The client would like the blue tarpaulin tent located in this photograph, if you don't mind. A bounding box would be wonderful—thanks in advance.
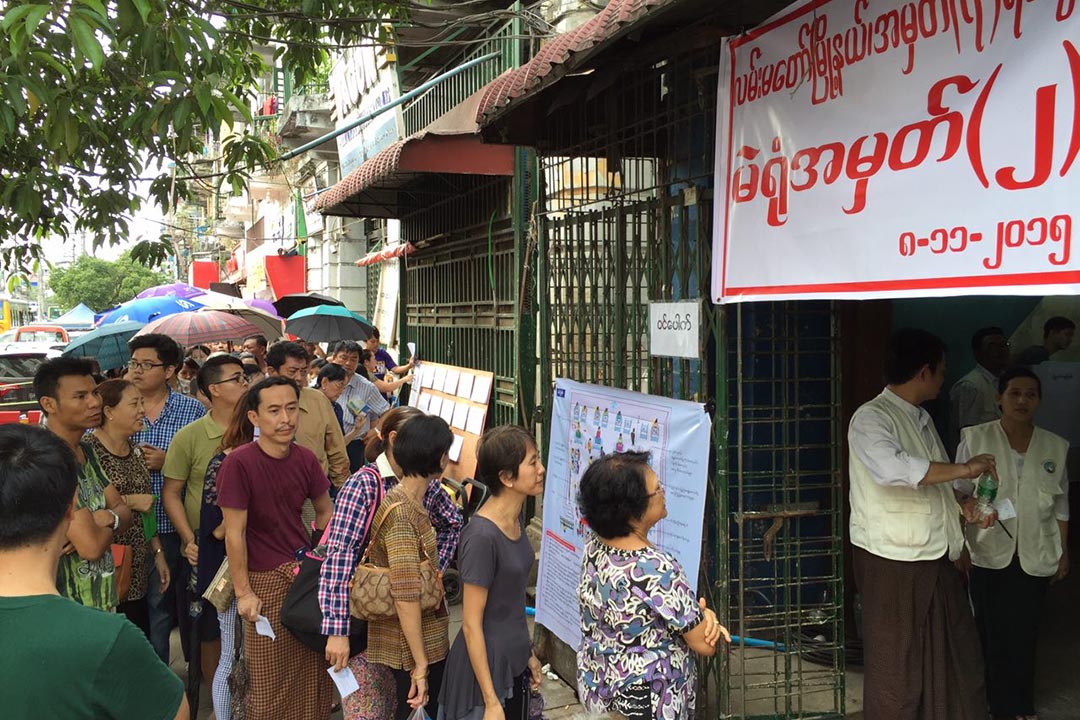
[52,303,97,329]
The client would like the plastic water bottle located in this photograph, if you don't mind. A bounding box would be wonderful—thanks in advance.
[975,472,998,517]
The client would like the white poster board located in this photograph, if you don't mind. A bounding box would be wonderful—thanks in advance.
[535,379,713,649]
[712,0,1080,303]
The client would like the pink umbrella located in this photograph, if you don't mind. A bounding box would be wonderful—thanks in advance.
[135,310,264,346]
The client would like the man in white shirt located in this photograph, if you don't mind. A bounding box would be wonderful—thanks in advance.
[329,340,390,472]
[848,328,997,720]
[948,326,1010,454]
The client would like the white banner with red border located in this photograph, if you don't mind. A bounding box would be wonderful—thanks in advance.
[712,0,1080,303]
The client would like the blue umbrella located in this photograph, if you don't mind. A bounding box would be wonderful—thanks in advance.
[285,305,376,343]
[62,321,144,370]
[97,296,204,325]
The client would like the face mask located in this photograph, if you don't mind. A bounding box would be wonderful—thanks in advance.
[178,378,192,394]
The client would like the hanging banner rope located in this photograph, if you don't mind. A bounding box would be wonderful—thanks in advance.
[712,0,1080,303]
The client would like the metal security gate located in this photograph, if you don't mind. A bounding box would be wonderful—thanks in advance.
[401,173,532,427]
[534,40,845,718]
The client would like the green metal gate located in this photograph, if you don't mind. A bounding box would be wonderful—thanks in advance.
[533,41,845,718]
[401,170,533,428]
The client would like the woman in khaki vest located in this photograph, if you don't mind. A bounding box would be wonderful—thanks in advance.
[955,367,1070,720]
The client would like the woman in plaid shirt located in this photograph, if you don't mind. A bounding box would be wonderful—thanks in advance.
[319,408,463,717]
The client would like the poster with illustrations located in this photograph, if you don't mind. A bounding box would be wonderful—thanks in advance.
[535,379,713,648]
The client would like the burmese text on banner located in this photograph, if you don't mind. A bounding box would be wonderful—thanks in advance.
[712,0,1080,303]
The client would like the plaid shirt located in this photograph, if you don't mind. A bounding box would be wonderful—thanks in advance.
[318,456,463,636]
[134,388,206,534]
[336,372,390,435]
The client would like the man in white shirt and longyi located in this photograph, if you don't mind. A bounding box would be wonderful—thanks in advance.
[848,328,998,720]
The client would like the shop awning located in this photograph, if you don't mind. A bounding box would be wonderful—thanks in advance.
[476,0,797,145]
[311,83,516,218]
[475,0,684,132]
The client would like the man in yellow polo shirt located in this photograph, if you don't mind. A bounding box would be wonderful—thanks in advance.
[162,354,249,689]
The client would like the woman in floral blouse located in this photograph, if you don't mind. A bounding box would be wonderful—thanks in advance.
[86,379,170,636]
[576,451,729,720]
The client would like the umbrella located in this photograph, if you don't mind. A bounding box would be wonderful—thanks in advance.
[97,296,204,325]
[227,307,284,341]
[244,297,278,316]
[136,310,265,346]
[285,305,376,343]
[273,292,343,319]
[136,282,205,300]
[62,321,144,370]
[188,291,248,310]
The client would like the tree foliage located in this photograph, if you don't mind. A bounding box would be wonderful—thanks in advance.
[0,0,410,274]
[49,251,169,311]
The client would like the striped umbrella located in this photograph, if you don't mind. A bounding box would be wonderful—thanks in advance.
[135,310,264,346]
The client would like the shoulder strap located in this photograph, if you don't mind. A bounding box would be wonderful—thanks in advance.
[352,475,385,551]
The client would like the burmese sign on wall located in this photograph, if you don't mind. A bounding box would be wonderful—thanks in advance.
[712,0,1080,303]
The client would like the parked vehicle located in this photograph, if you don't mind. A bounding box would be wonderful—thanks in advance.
[0,348,61,414]
[0,325,70,345]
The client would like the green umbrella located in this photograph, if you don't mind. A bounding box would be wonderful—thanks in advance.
[285,305,375,343]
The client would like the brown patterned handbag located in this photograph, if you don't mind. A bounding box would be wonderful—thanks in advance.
[349,501,444,621]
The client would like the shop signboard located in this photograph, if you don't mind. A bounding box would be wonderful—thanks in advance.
[712,0,1080,303]
[329,46,404,178]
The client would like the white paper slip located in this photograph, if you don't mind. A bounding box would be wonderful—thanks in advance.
[456,373,474,400]
[328,666,361,698]
[420,365,435,389]
[255,615,276,640]
[407,342,417,359]
[426,395,442,416]
[416,393,431,413]
[470,375,492,404]
[465,406,486,435]
[995,497,1017,521]
[408,389,422,408]
[451,402,470,430]
[448,433,465,462]
[433,366,448,391]
[443,369,461,395]
[440,399,456,425]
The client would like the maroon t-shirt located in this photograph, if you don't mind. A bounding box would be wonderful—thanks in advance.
[216,441,330,572]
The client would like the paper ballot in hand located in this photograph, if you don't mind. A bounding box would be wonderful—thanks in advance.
[255,615,276,640]
[328,666,361,698]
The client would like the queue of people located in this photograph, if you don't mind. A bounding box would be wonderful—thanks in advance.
[0,314,737,720]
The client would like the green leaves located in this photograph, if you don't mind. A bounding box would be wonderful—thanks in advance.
[0,0,416,276]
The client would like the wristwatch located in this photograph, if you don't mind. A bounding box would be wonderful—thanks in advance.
[106,508,120,531]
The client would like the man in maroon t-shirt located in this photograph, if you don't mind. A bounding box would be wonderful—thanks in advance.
[218,377,333,720]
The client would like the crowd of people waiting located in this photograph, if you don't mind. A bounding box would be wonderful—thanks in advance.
[0,330,728,720]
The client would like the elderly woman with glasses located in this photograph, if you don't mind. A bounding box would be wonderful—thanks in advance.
[576,451,729,720]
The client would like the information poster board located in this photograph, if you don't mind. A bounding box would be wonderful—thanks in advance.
[535,379,713,648]
[410,361,494,480]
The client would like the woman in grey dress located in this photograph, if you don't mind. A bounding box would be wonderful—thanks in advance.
[438,426,545,720]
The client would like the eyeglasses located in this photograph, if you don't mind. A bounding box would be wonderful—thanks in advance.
[646,482,665,498]
[211,373,249,386]
[127,360,166,371]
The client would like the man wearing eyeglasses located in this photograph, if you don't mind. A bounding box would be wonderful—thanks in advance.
[128,334,207,664]
[162,354,248,685]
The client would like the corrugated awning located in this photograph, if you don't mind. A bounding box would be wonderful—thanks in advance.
[311,82,516,218]
[475,0,680,124]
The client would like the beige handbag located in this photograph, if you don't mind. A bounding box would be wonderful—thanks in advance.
[202,557,236,613]
[349,501,444,621]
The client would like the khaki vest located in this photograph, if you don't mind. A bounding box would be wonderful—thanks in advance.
[962,421,1067,577]
[849,393,965,561]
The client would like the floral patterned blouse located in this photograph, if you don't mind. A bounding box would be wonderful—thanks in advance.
[577,534,702,720]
